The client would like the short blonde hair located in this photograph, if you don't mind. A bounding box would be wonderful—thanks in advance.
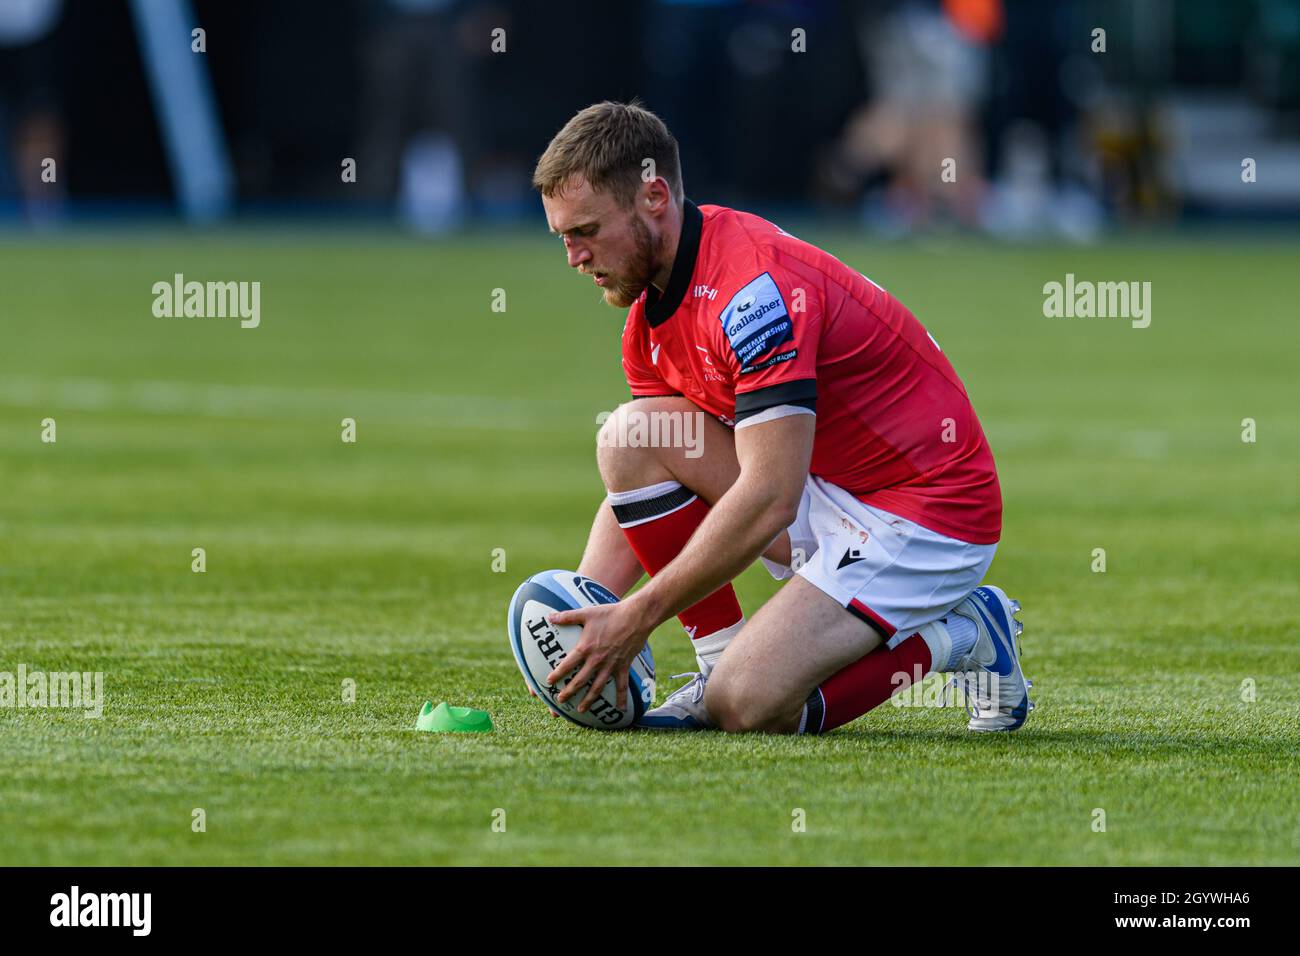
[532,100,683,208]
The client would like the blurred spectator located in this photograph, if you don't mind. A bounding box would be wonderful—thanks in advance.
[0,0,66,223]
[642,0,743,204]
[356,0,480,232]
[823,0,998,233]
[981,0,1103,239]
[645,0,863,207]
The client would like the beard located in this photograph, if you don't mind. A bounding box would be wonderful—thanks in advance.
[602,214,662,309]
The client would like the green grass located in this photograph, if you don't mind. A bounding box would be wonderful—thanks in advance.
[1,228,1298,865]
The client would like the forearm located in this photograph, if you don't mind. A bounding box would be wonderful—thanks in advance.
[576,499,644,598]
[627,476,791,628]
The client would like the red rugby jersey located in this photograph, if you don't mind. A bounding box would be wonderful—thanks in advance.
[620,200,1001,545]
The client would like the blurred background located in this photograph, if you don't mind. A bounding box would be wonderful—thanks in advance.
[3,0,1300,237]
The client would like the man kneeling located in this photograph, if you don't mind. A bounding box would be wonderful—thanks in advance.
[533,102,1032,734]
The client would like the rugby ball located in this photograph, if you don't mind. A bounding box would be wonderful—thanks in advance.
[507,569,655,730]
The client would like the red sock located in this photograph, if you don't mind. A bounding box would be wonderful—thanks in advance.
[607,481,743,639]
[802,633,933,734]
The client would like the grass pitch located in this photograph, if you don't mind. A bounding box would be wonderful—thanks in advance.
[1,227,1297,865]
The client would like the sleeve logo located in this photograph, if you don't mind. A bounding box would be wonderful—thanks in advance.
[718,272,792,369]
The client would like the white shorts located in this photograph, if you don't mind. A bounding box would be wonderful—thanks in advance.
[760,475,997,647]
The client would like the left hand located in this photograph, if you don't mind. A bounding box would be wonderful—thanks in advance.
[546,599,652,713]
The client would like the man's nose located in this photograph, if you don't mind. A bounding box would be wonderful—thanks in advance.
[566,239,591,269]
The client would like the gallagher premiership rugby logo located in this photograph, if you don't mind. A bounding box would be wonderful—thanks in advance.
[719,273,792,370]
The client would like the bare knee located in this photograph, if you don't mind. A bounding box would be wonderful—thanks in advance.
[597,402,668,490]
[596,397,724,492]
[705,673,798,735]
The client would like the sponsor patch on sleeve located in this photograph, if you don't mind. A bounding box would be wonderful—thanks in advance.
[718,273,792,370]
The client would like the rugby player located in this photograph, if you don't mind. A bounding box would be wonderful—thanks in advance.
[532,101,1031,734]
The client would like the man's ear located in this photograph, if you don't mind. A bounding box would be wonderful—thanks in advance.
[642,176,672,215]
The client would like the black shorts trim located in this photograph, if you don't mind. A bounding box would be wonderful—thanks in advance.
[845,602,891,641]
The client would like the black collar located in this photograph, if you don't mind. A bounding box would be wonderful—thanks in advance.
[644,199,702,328]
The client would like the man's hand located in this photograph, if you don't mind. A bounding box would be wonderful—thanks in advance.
[545,599,653,712]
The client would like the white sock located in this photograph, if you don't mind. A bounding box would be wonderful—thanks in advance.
[907,616,975,672]
[940,613,978,670]
[692,619,744,676]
